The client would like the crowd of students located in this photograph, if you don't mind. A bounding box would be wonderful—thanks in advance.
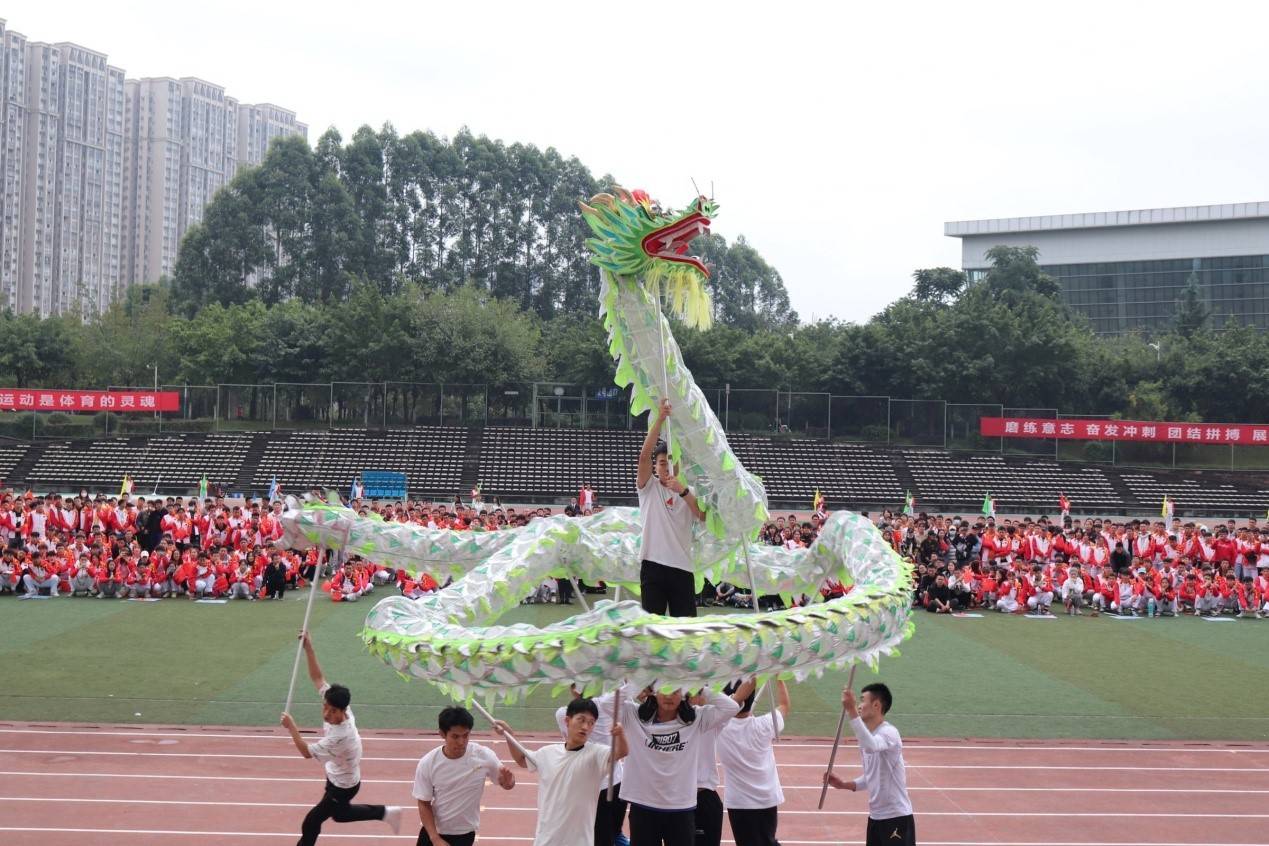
[896,511,1269,619]
[0,488,564,602]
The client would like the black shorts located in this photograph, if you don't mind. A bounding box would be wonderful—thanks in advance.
[417,830,475,846]
[866,814,915,846]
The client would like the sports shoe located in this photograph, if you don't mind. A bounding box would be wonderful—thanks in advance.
[383,806,402,834]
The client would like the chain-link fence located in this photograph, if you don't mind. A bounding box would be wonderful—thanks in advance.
[828,395,890,443]
[947,403,1003,452]
[9,382,1269,474]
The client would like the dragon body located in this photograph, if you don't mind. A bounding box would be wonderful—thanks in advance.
[278,187,913,702]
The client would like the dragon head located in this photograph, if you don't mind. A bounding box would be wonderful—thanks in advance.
[580,186,719,328]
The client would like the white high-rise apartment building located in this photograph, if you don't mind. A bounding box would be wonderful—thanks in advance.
[236,103,307,173]
[0,22,28,313]
[0,18,304,317]
[122,77,240,284]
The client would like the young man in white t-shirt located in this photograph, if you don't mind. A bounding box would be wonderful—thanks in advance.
[497,698,629,846]
[717,680,789,846]
[637,399,705,617]
[412,706,515,846]
[823,683,915,846]
[554,687,628,846]
[620,680,755,846]
[281,631,404,845]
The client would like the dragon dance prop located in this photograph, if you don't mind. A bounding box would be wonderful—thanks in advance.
[277,187,913,702]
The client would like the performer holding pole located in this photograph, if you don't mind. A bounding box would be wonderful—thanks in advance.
[821,680,916,846]
[281,631,404,844]
[636,398,704,617]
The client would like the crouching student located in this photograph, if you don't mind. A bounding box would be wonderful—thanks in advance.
[717,680,789,846]
[1025,565,1054,615]
[413,706,515,846]
[71,553,95,596]
[1061,565,1084,616]
[498,697,628,846]
[619,679,755,846]
[555,687,628,846]
[263,551,288,600]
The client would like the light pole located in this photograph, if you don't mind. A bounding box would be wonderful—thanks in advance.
[152,363,159,421]
[1147,342,1161,363]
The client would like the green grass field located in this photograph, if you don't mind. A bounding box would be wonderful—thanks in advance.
[2,596,1266,740]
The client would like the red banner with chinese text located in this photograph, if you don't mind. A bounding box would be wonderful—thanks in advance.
[981,416,1269,445]
[0,389,180,413]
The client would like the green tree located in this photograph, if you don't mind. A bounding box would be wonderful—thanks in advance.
[911,267,967,305]
[1174,271,1211,338]
[980,245,1061,300]
[0,311,78,387]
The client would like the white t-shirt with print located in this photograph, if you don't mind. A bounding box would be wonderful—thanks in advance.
[527,742,611,846]
[309,684,362,789]
[619,691,739,810]
[637,476,695,572]
[411,742,502,836]
[718,711,785,809]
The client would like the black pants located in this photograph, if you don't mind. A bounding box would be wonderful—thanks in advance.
[417,829,476,846]
[558,577,575,604]
[629,803,695,846]
[727,807,779,846]
[640,560,697,618]
[595,782,628,846]
[694,789,723,846]
[865,814,915,846]
[297,779,384,846]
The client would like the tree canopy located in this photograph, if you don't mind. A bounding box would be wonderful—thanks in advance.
[3,127,1268,427]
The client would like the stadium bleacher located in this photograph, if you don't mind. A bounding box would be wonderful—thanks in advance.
[904,450,1122,510]
[478,427,640,501]
[5,427,1267,516]
[23,433,253,491]
[253,428,468,497]
[0,442,30,486]
[1119,473,1269,515]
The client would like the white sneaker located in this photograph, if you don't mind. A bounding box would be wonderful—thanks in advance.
[383,806,402,834]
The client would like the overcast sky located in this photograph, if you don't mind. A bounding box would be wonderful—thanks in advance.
[11,0,1269,323]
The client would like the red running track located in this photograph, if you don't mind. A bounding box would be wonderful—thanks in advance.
[0,722,1267,845]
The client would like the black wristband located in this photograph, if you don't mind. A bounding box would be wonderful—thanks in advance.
[679,487,691,499]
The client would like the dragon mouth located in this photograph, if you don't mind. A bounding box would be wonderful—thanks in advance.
[642,212,711,277]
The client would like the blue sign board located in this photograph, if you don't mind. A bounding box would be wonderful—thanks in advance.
[362,471,408,500]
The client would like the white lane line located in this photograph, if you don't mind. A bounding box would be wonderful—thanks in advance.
[2,772,1260,795]
[0,832,1259,846]
[4,749,1265,773]
[0,797,1265,818]
[1,727,1266,754]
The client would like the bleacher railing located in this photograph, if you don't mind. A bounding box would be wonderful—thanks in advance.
[2,383,1266,473]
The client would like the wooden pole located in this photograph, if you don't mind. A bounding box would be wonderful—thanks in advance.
[605,682,622,801]
[284,547,328,714]
[817,664,858,810]
[470,697,532,761]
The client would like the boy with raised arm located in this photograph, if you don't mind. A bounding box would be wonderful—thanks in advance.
[637,398,706,617]
[280,631,403,845]
[823,683,915,846]
[495,697,629,846]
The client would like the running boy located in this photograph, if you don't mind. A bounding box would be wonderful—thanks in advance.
[280,631,403,845]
